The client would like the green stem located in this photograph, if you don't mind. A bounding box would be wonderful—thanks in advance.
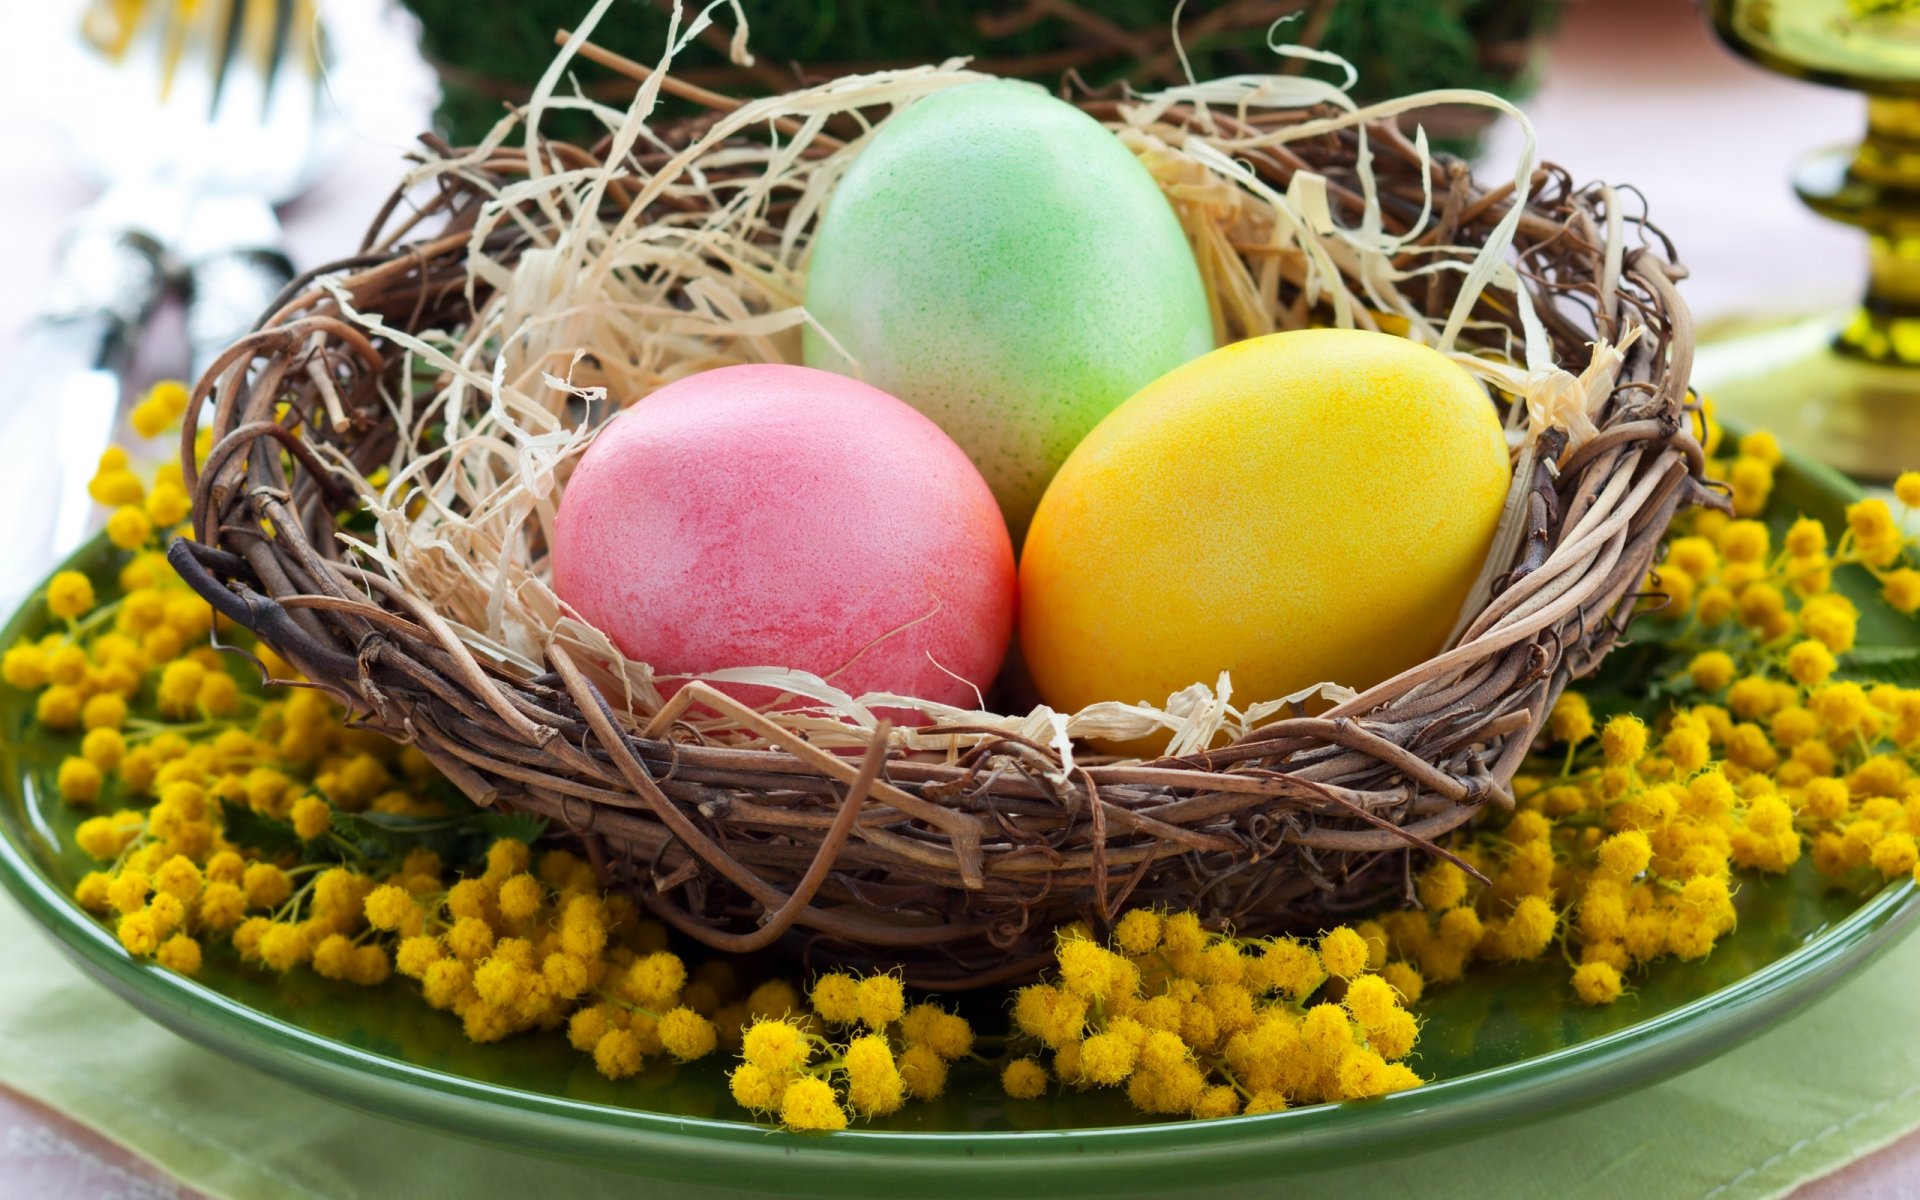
[66,598,126,640]
[124,719,227,742]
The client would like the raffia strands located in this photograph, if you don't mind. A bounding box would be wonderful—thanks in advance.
[174,4,1714,983]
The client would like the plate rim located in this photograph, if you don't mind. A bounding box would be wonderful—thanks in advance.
[3,434,1917,1187]
[6,809,1913,1179]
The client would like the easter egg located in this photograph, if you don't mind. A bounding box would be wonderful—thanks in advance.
[1019,329,1512,716]
[802,79,1214,542]
[552,364,1016,713]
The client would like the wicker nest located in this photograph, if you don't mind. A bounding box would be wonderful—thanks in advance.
[173,46,1712,987]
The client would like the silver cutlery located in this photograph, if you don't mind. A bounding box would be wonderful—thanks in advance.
[0,0,328,598]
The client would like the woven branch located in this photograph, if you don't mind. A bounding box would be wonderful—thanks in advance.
[174,61,1712,986]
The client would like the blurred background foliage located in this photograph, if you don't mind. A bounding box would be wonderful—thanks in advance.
[400,0,1565,149]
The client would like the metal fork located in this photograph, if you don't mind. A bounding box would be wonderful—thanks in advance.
[0,0,329,597]
[175,0,329,378]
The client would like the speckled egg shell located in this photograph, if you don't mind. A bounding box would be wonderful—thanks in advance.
[551,364,1016,712]
[802,79,1214,544]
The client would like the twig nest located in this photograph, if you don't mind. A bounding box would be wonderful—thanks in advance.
[175,34,1710,980]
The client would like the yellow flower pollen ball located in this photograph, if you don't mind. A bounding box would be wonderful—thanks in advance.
[1019,329,1511,719]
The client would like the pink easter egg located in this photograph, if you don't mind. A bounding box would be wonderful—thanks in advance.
[552,364,1016,717]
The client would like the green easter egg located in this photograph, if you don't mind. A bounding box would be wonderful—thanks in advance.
[802,80,1214,544]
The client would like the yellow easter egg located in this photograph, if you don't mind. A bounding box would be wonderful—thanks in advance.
[1019,328,1512,716]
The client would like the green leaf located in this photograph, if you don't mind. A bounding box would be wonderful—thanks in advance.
[342,811,470,834]
[1844,644,1920,667]
[321,805,547,873]
[328,810,396,862]
[1570,636,1695,720]
[477,810,546,846]
[217,801,303,860]
[1844,644,1920,686]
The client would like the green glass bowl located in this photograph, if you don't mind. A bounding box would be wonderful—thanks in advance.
[0,444,1914,1198]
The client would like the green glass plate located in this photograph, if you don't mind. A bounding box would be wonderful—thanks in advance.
[0,445,1915,1198]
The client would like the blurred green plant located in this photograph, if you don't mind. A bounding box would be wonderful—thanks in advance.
[399,0,1563,148]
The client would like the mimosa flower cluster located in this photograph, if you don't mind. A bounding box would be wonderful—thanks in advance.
[6,384,757,1080]
[13,383,1920,1134]
[1378,406,1920,1007]
[1002,912,1422,1117]
[729,973,977,1130]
